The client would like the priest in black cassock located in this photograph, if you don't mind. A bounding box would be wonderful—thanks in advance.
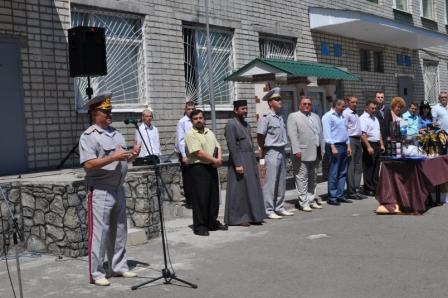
[224,100,266,226]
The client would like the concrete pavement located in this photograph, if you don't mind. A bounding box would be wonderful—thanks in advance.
[2,182,448,298]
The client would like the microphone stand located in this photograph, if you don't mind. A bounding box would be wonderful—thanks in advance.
[1,187,24,298]
[127,122,197,291]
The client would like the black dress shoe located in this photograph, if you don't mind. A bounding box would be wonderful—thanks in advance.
[356,193,368,200]
[209,222,228,231]
[194,230,209,236]
[250,221,263,225]
[363,190,375,197]
[338,198,353,203]
[327,200,341,206]
[348,194,362,200]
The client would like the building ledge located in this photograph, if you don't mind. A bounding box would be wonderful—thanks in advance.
[309,7,448,49]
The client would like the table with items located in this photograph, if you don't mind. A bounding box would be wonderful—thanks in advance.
[376,155,448,214]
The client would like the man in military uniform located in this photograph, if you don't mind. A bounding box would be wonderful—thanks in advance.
[257,87,294,219]
[79,92,140,286]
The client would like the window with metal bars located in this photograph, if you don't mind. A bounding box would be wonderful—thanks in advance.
[259,36,295,60]
[183,25,235,106]
[71,7,145,110]
[423,60,439,105]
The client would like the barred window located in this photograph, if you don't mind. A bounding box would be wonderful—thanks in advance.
[71,7,146,109]
[259,36,295,60]
[423,60,439,105]
[183,25,235,106]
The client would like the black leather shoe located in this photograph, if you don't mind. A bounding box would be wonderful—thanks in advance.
[217,223,228,231]
[363,190,375,197]
[327,200,340,206]
[338,198,353,203]
[194,230,209,236]
[209,222,228,231]
[356,193,368,200]
[348,194,362,200]
[250,221,263,225]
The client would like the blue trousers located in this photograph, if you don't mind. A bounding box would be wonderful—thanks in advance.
[325,143,350,200]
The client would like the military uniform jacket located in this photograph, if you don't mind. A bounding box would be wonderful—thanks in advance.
[256,111,288,148]
[79,124,128,188]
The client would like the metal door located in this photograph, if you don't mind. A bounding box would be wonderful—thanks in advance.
[0,40,27,175]
[398,76,414,104]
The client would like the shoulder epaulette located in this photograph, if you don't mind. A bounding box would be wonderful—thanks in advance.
[83,126,100,135]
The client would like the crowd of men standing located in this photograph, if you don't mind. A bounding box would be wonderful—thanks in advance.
[172,89,448,233]
[79,89,448,285]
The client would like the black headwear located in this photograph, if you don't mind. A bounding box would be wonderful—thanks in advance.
[233,100,247,108]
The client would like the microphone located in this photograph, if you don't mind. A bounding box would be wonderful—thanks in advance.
[124,119,139,125]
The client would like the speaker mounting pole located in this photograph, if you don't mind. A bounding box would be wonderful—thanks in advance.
[86,76,93,100]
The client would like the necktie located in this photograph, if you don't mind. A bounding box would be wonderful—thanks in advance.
[307,115,320,146]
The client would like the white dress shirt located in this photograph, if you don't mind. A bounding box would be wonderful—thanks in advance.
[359,112,381,142]
[175,115,193,158]
[342,107,362,137]
[135,123,161,157]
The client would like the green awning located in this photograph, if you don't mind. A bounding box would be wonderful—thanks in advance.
[224,58,360,82]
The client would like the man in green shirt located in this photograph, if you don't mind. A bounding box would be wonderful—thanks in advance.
[185,109,227,236]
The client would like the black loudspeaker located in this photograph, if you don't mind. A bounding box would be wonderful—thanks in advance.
[68,26,107,77]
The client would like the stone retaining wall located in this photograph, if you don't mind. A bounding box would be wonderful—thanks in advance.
[0,164,184,257]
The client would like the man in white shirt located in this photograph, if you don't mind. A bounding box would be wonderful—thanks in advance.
[431,91,448,131]
[342,96,366,200]
[359,100,385,196]
[135,109,161,157]
[175,101,196,208]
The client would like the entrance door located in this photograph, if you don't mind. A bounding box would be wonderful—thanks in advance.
[398,76,414,104]
[0,40,27,175]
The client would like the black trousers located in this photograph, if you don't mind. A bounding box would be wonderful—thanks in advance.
[189,163,220,232]
[362,141,381,193]
[347,137,363,195]
[180,154,193,205]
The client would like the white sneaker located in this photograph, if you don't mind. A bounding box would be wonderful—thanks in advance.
[267,213,283,219]
[310,202,323,209]
[277,210,294,216]
[301,205,313,212]
[94,278,111,286]
[120,271,138,278]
